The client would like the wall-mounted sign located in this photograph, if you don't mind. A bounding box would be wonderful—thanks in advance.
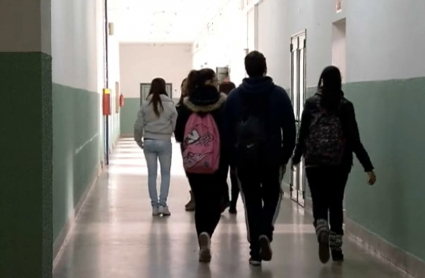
[336,0,342,13]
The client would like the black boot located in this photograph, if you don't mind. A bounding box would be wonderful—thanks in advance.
[330,231,344,262]
[315,219,330,264]
[185,191,195,211]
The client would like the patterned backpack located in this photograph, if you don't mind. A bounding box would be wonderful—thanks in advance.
[182,113,220,174]
[305,94,346,165]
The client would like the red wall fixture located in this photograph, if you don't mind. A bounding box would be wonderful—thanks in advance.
[103,88,111,116]
[119,94,125,107]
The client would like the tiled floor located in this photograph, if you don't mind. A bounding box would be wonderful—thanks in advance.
[53,138,410,278]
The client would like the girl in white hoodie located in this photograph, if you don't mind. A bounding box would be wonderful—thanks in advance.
[134,78,178,216]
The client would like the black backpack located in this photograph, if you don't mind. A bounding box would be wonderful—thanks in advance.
[304,94,346,165]
[235,92,271,169]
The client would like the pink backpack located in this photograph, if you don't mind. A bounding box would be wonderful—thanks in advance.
[182,113,220,174]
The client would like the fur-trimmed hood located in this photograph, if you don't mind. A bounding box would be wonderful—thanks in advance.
[183,86,227,113]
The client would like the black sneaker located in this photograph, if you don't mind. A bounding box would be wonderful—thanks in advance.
[220,200,230,213]
[229,206,237,214]
[331,250,344,262]
[259,235,273,261]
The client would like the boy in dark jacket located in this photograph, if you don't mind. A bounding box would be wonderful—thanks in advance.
[224,51,296,265]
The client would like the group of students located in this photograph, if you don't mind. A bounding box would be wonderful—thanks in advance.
[133,51,376,266]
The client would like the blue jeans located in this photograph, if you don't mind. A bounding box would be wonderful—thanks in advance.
[143,139,172,207]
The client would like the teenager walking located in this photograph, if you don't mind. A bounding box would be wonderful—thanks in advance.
[292,66,376,263]
[177,78,196,212]
[219,80,239,214]
[175,69,228,263]
[134,78,177,216]
[224,51,296,265]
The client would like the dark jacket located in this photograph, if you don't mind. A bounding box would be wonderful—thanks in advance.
[292,93,374,172]
[175,86,228,176]
[224,76,297,166]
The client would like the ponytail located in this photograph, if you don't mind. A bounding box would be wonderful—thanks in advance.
[185,68,216,95]
[186,70,199,96]
[148,78,166,117]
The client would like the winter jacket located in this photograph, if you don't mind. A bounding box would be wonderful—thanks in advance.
[175,85,228,177]
[224,76,297,167]
[134,94,177,145]
[292,93,374,172]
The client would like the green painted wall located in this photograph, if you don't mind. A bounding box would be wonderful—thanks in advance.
[344,77,425,261]
[52,84,101,240]
[0,52,53,277]
[120,97,140,135]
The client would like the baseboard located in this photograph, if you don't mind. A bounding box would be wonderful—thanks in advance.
[345,218,425,278]
[52,163,103,267]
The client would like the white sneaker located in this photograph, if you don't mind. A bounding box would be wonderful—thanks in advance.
[159,206,171,216]
[152,207,160,216]
[198,232,212,263]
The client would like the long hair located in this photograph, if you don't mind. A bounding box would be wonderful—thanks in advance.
[148,78,167,117]
[317,66,344,113]
[177,78,187,107]
[186,68,216,95]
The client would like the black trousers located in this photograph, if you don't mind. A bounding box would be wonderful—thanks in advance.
[305,166,349,235]
[188,173,222,239]
[237,164,283,256]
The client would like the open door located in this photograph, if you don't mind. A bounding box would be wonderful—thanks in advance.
[290,30,307,207]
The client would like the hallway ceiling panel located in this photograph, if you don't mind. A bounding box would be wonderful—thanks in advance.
[116,0,230,43]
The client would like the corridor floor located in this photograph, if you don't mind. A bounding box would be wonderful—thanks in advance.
[53,138,410,278]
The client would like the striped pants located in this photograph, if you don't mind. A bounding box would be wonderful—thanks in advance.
[236,164,283,257]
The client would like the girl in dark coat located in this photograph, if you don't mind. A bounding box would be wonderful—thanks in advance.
[175,68,228,263]
[292,66,376,263]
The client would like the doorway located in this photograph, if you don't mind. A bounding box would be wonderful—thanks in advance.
[140,83,173,106]
[216,67,229,83]
[332,19,347,83]
[290,30,307,207]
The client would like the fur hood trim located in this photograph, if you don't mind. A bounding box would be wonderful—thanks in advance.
[183,93,227,113]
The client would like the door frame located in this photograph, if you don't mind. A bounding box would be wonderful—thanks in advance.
[290,29,307,207]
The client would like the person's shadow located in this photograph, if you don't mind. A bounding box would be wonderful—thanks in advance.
[319,263,344,278]
[250,267,274,278]
[196,264,212,278]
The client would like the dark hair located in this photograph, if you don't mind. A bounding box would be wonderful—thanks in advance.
[186,68,216,95]
[148,78,167,117]
[219,82,236,95]
[177,78,188,107]
[245,51,267,78]
[317,66,344,113]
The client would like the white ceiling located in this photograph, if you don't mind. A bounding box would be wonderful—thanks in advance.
[113,0,230,43]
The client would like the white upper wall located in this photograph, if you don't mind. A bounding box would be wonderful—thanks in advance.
[257,0,288,87]
[347,0,425,82]
[52,0,102,92]
[257,0,425,87]
[119,43,193,98]
[192,0,246,86]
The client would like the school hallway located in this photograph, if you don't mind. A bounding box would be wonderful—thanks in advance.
[51,139,408,278]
